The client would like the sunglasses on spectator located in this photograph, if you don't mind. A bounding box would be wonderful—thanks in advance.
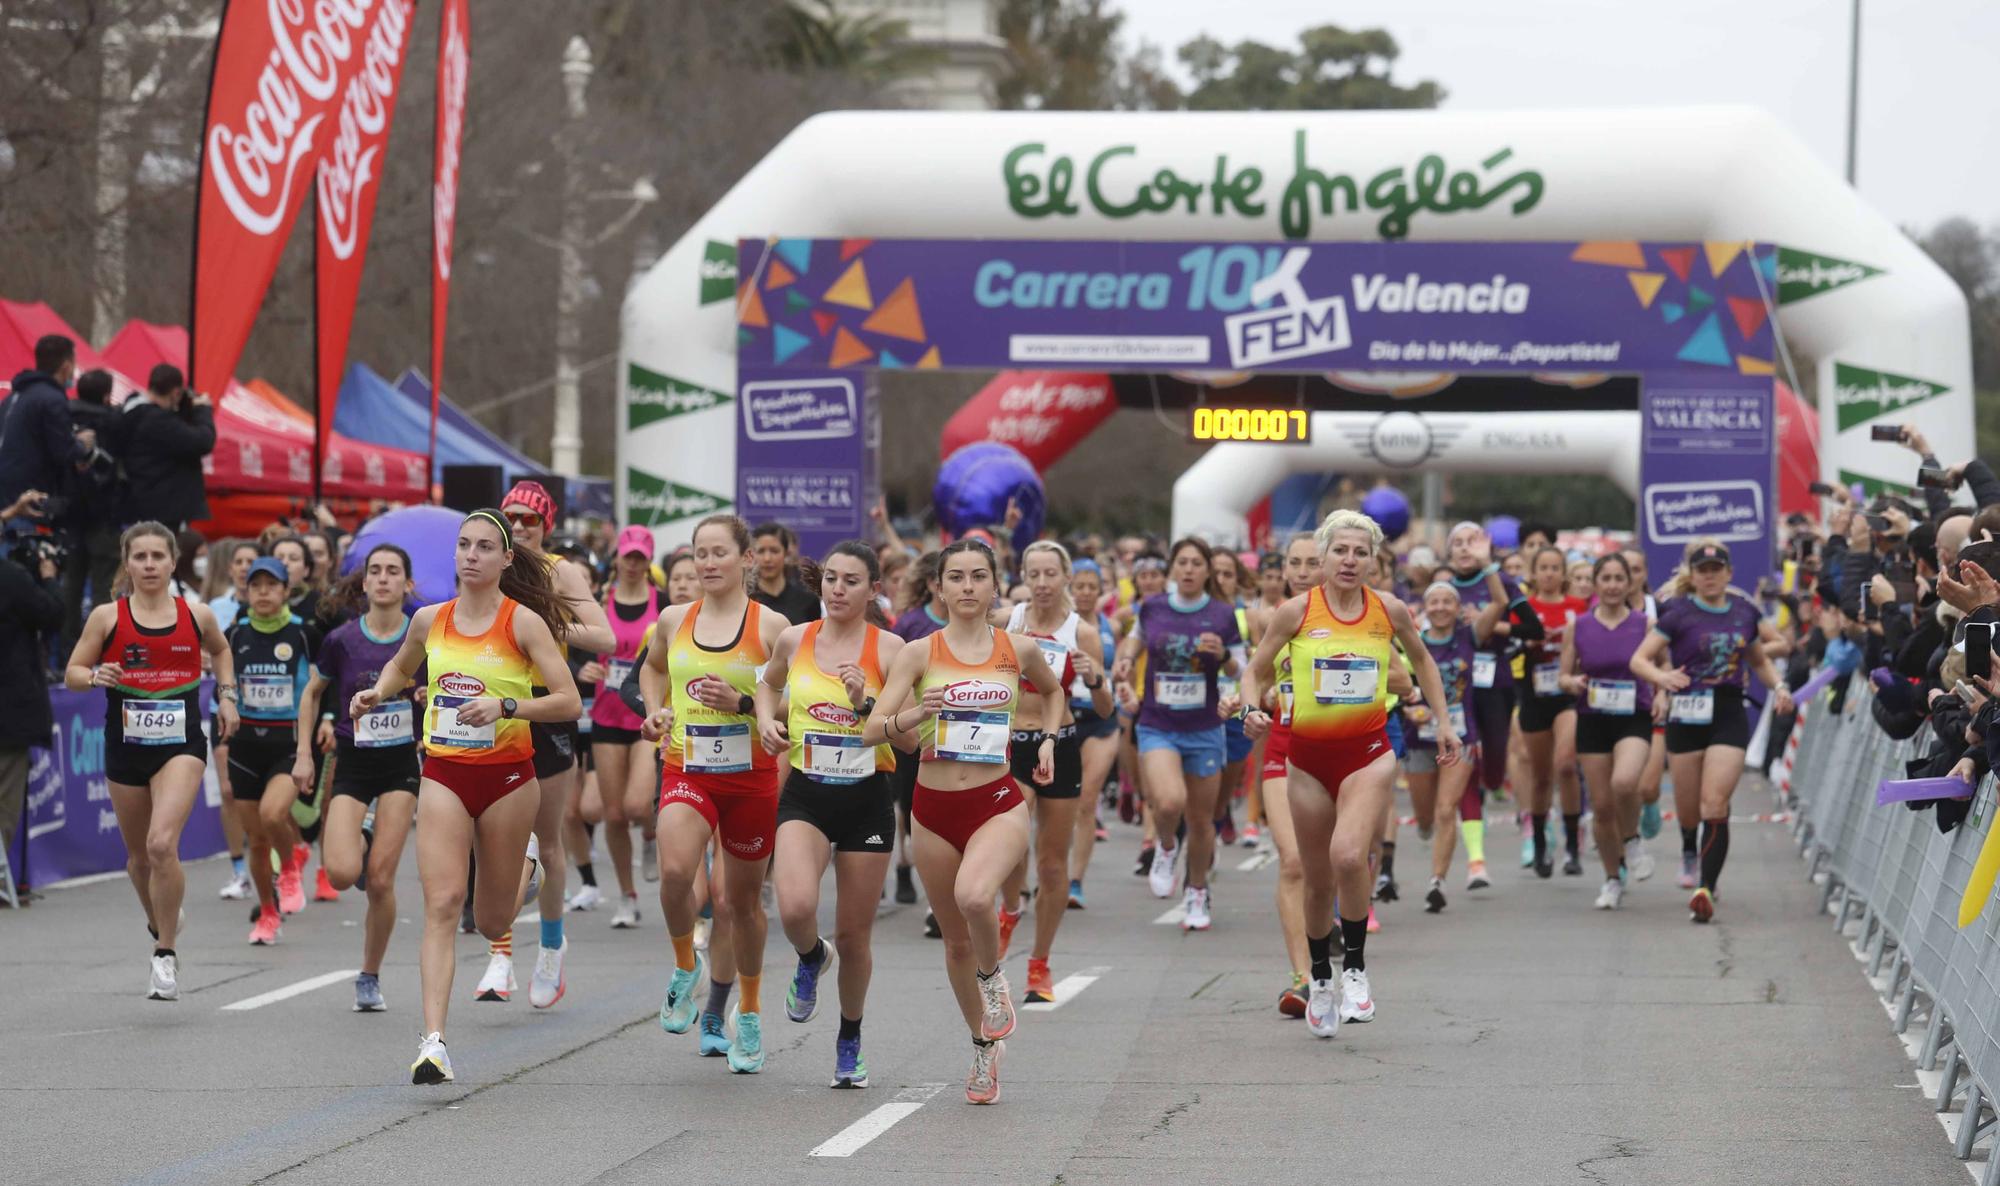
[503,510,543,529]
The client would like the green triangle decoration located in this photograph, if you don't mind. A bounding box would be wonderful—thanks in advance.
[1777,246,1884,305]
[1838,468,1917,500]
[625,467,731,528]
[785,289,813,314]
[1832,361,1952,433]
[1687,285,1714,313]
[627,363,732,432]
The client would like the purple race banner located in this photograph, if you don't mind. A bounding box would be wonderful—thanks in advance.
[11,684,228,887]
[734,364,877,560]
[1639,378,1777,594]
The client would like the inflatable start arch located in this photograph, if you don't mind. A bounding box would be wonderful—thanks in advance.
[619,107,1971,585]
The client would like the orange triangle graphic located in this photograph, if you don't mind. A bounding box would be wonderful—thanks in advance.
[840,238,873,261]
[739,285,769,329]
[1659,246,1695,283]
[1626,271,1666,308]
[811,310,840,337]
[1571,241,1646,268]
[764,259,796,290]
[829,326,875,369]
[860,277,927,343]
[1704,241,1745,277]
[1736,355,1775,376]
[916,346,942,369]
[823,260,874,311]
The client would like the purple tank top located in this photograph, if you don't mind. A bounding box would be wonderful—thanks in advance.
[1572,608,1654,716]
[1449,567,1522,690]
[316,617,421,745]
[1413,624,1479,747]
[893,604,946,643]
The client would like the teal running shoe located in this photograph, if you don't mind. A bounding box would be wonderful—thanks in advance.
[786,937,834,1023]
[831,1036,868,1089]
[698,1010,730,1057]
[659,951,706,1034]
[1639,800,1663,839]
[728,1011,765,1073]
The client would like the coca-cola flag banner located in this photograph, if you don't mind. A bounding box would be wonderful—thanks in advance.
[430,0,470,468]
[314,0,416,480]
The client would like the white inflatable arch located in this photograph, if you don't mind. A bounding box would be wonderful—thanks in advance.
[620,106,1969,546]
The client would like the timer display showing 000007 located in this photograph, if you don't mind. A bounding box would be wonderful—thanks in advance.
[1190,406,1311,444]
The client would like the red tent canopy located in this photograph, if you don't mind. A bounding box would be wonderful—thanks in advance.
[0,299,137,399]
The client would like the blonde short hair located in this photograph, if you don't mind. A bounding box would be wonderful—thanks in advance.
[1315,509,1384,554]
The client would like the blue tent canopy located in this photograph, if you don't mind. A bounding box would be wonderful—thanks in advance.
[334,362,536,485]
[389,368,614,521]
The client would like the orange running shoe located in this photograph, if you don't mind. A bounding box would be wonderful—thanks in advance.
[313,866,340,902]
[997,907,1022,960]
[1025,957,1054,1003]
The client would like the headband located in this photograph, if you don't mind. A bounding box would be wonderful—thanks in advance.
[1071,558,1103,576]
[465,509,514,549]
[1133,557,1167,573]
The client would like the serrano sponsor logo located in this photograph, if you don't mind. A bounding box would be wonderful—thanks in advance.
[437,672,485,697]
[1307,629,1332,639]
[943,679,1011,709]
[807,702,859,728]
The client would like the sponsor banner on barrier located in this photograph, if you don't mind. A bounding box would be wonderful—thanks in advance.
[1639,380,1775,593]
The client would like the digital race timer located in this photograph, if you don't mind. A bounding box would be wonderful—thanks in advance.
[1189,406,1311,444]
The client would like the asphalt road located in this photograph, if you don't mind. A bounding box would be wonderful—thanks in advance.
[1,783,1974,1186]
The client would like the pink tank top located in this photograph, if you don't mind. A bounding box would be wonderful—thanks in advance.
[590,586,660,732]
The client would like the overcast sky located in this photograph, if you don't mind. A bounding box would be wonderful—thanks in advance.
[1120,0,1994,233]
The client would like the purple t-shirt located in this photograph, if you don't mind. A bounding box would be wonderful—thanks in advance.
[1653,593,1762,692]
[1134,593,1242,733]
[1448,568,1523,689]
[1412,623,1479,748]
[315,616,422,745]
[892,604,946,643]
[1573,608,1654,715]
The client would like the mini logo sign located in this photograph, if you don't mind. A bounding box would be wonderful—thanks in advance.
[1368,411,1434,468]
[1644,480,1765,544]
[741,378,857,442]
[437,672,485,697]
[943,679,1011,709]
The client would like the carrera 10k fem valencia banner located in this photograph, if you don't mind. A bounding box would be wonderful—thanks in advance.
[430,0,470,468]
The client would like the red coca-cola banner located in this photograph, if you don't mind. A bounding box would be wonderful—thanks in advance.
[938,371,1118,472]
[191,0,383,398]
[430,0,470,469]
[313,0,415,486]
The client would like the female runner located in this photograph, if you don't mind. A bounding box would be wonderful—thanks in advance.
[1628,541,1791,923]
[1519,546,1589,877]
[1622,548,1668,846]
[1444,523,1535,886]
[1558,552,1658,911]
[890,550,948,921]
[351,510,580,1082]
[575,526,662,928]
[65,522,239,1000]
[1209,550,1256,846]
[1113,538,1241,927]
[1404,572,1505,913]
[1065,558,1121,909]
[643,515,788,1074]
[295,544,421,1008]
[991,542,1112,999]
[861,539,1064,1104]
[755,542,905,1088]
[1242,511,1460,1037]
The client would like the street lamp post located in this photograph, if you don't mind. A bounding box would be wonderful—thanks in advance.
[552,35,592,476]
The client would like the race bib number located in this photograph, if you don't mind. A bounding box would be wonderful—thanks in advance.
[1669,689,1714,725]
[240,674,295,715]
[1277,681,1295,726]
[1472,652,1498,689]
[1588,680,1638,716]
[1034,639,1068,679]
[1532,663,1562,698]
[934,709,1009,764]
[685,723,752,773]
[123,699,188,746]
[802,731,876,781]
[1313,657,1378,705]
[1154,672,1207,711]
[429,696,495,749]
[355,700,415,748]
[1416,702,1466,742]
[606,658,634,690]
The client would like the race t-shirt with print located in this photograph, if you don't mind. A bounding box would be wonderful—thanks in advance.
[1134,593,1242,733]
[1653,592,1762,691]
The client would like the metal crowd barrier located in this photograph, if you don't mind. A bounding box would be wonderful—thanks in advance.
[1786,674,2000,1182]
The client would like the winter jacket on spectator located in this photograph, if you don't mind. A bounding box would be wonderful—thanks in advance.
[113,396,215,525]
[0,553,60,747]
[0,369,83,508]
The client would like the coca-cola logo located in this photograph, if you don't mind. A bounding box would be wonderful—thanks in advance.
[942,679,1011,709]
[318,0,410,261]
[807,702,859,729]
[433,1,468,280]
[437,672,485,697]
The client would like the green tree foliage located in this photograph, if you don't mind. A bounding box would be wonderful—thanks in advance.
[996,0,1177,110]
[769,0,940,86]
[1178,25,1442,111]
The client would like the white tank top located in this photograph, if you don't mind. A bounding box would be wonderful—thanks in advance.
[1006,603,1085,697]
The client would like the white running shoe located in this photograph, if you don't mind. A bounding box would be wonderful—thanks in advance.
[610,894,641,929]
[1337,968,1375,1023]
[1147,842,1179,899]
[977,968,1016,1041]
[147,953,179,1001]
[521,836,542,908]
[1624,838,1655,882]
[1181,886,1212,931]
[1595,878,1625,910]
[566,883,604,912]
[530,939,567,1008]
[475,952,516,1002]
[411,1032,453,1084]
[1305,977,1340,1037]
[218,869,251,900]
[693,917,712,952]
[642,838,659,883]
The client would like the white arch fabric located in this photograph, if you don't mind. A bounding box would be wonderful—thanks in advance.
[619,106,1969,546]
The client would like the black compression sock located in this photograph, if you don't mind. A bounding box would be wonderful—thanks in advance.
[577,862,597,888]
[1699,819,1731,893]
[1680,825,1699,856]
[1339,916,1368,972]
[839,1015,862,1042]
[800,938,826,966]
[153,947,174,959]
[1380,842,1396,880]
[706,979,733,1018]
[1562,813,1581,856]
[1307,930,1334,982]
[1531,812,1550,862]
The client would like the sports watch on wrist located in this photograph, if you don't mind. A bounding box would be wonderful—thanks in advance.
[501,697,518,719]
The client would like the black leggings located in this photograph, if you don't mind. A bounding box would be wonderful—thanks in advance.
[1471,686,1514,793]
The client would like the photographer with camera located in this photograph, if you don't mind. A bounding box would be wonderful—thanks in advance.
[60,368,124,651]
[0,487,62,883]
[0,335,91,525]
[114,364,215,534]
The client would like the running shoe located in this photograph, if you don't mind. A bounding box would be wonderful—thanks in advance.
[1561,854,1583,877]
[476,952,516,1002]
[1241,823,1263,848]
[1688,887,1714,924]
[248,911,281,946]
[1304,977,1340,1037]
[1133,842,1155,877]
[1465,860,1491,891]
[923,911,941,939]
[727,1011,765,1073]
[218,869,251,900]
[1338,968,1375,1023]
[997,908,1023,959]
[1416,822,1434,842]
[1678,853,1698,890]
[693,917,712,951]
[354,972,386,1012]
[1365,905,1380,934]
[566,883,604,912]
[1147,843,1179,899]
[1182,886,1212,932]
[312,866,340,902]
[787,938,834,1023]
[1625,838,1655,882]
[659,952,706,1033]
[610,894,641,929]
[1639,800,1662,840]
[642,840,660,883]
[1117,778,1137,824]
[147,953,178,1001]
[411,1032,452,1085]
[831,1036,869,1088]
[1595,878,1625,910]
[1425,877,1447,914]
[698,1010,730,1056]
[760,880,776,918]
[356,818,374,892]
[1519,827,1535,869]
[1067,879,1085,910]
[1533,850,1555,880]
[966,1040,1003,1104]
[1216,813,1237,847]
[529,938,566,1008]
[460,901,478,934]
[1279,976,1308,1017]
[1025,957,1054,1003]
[276,862,306,916]
[895,865,918,904]
[1374,873,1399,902]
[1094,823,1108,842]
[977,968,1016,1041]
[522,841,542,908]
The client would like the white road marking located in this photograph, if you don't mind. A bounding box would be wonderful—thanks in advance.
[1237,850,1275,872]
[1154,903,1187,926]
[219,969,359,1012]
[1021,965,1107,1012]
[809,1082,947,1157]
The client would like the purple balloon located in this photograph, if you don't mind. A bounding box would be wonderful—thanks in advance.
[343,504,464,606]
[1484,515,1521,551]
[933,442,1046,553]
[1360,485,1411,540]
